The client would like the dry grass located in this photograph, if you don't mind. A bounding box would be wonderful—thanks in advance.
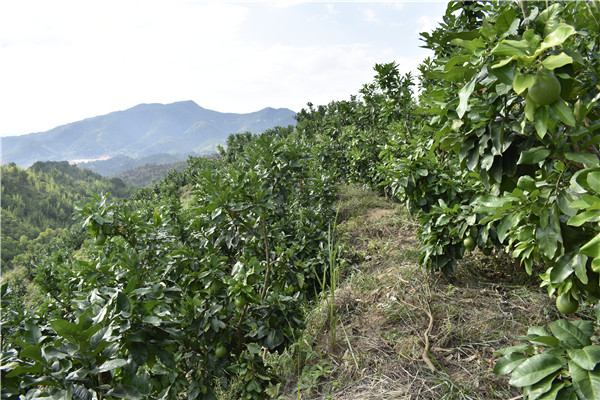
[271,184,558,400]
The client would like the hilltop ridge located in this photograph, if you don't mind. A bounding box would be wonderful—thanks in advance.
[1,101,296,167]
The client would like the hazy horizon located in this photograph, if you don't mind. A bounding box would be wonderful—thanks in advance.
[1,1,448,137]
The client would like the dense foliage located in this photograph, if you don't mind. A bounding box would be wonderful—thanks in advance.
[114,161,187,188]
[411,3,600,397]
[2,2,600,399]
[295,1,600,397]
[1,130,337,399]
[1,161,131,269]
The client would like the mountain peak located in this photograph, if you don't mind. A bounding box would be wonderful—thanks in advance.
[1,103,296,167]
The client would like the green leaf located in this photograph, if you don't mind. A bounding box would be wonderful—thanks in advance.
[495,344,532,356]
[495,353,528,375]
[51,319,78,337]
[20,344,43,363]
[130,341,148,365]
[588,172,600,193]
[536,224,559,259]
[518,147,551,164]
[569,361,600,399]
[572,253,589,284]
[491,63,516,84]
[551,254,575,284]
[459,137,475,162]
[88,327,108,353]
[50,319,81,343]
[95,358,128,373]
[155,347,176,369]
[265,329,284,349]
[538,24,576,54]
[567,210,600,227]
[517,175,537,192]
[542,53,573,70]
[142,315,161,327]
[525,92,538,121]
[73,385,93,400]
[594,258,600,274]
[549,319,591,349]
[132,372,152,396]
[571,321,595,339]
[528,325,550,337]
[450,38,485,51]
[24,321,43,345]
[116,291,131,314]
[457,75,477,119]
[43,345,69,360]
[550,100,576,127]
[106,386,143,400]
[535,106,549,139]
[491,38,530,57]
[497,213,519,243]
[19,375,57,389]
[529,336,561,348]
[565,153,600,169]
[5,362,44,378]
[513,73,535,95]
[538,381,566,400]
[528,372,561,399]
[509,353,564,387]
[567,346,600,370]
[572,168,600,194]
[581,232,600,258]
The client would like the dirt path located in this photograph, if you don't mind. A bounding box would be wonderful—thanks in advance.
[277,185,559,399]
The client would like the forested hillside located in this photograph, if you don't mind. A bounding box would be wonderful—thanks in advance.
[1,161,131,268]
[78,153,192,178]
[113,161,188,188]
[2,2,599,400]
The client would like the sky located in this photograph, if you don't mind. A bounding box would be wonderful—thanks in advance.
[0,1,448,137]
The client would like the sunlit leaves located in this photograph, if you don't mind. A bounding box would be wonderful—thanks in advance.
[550,99,576,126]
[508,353,564,387]
[457,75,477,118]
[569,362,600,399]
[568,346,600,371]
[513,73,534,94]
[542,52,573,70]
[517,147,551,165]
[537,23,577,54]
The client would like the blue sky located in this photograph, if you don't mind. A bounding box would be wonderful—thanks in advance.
[0,1,448,137]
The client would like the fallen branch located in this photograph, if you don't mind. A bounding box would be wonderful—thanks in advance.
[396,294,435,372]
[422,300,435,372]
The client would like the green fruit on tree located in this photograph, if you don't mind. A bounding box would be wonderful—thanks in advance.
[95,232,107,246]
[574,100,587,123]
[528,69,561,105]
[246,274,258,285]
[482,247,493,256]
[215,343,227,359]
[464,236,476,252]
[556,293,578,315]
[234,297,246,309]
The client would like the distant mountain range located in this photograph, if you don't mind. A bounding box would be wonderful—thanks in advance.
[1,101,296,168]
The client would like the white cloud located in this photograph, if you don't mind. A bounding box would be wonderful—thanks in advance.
[416,14,442,35]
[0,1,447,136]
[270,0,308,8]
[363,8,380,24]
